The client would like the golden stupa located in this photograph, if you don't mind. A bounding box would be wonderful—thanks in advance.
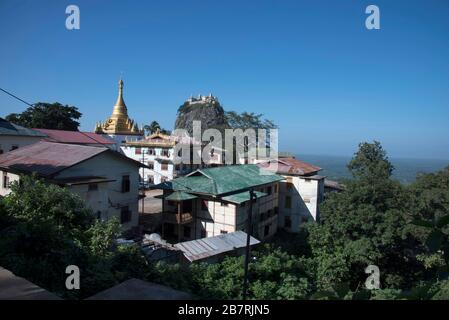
[95,79,143,136]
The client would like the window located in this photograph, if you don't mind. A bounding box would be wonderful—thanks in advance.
[267,186,272,195]
[183,226,191,238]
[220,230,228,234]
[121,175,130,193]
[274,184,278,193]
[220,202,228,207]
[148,148,155,155]
[147,175,154,183]
[88,183,98,191]
[201,200,208,211]
[161,163,168,171]
[10,145,18,151]
[304,178,312,183]
[135,147,142,155]
[3,173,10,189]
[264,225,270,237]
[120,206,131,224]
[284,216,292,228]
[285,196,291,209]
[147,161,154,169]
[274,206,279,214]
[162,149,170,157]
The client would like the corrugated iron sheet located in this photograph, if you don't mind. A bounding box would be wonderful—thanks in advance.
[174,231,260,262]
[34,128,116,145]
[0,141,107,177]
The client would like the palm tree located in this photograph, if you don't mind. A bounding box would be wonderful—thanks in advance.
[144,121,161,135]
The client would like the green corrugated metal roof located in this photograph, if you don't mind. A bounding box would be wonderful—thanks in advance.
[153,164,283,196]
[222,190,267,204]
[164,191,198,201]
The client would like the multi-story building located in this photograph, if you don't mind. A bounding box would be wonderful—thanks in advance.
[94,79,144,144]
[122,130,226,185]
[258,156,325,232]
[0,141,146,230]
[121,131,197,185]
[153,164,284,242]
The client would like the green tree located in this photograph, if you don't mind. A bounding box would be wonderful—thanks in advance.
[6,102,81,131]
[0,175,149,299]
[305,141,424,291]
[144,121,170,135]
[348,141,394,180]
[225,111,277,130]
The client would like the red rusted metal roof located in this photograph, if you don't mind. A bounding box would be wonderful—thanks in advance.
[0,141,108,177]
[258,157,321,176]
[33,128,116,145]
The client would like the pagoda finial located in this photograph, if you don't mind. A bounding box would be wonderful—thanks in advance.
[112,77,127,116]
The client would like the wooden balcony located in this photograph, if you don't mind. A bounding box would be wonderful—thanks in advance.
[163,212,193,224]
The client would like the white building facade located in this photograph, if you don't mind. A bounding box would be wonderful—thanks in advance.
[0,141,144,230]
[258,157,325,232]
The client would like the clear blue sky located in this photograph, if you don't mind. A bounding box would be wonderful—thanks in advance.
[1,0,448,159]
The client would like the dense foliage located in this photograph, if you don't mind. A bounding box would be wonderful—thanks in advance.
[0,175,149,299]
[6,102,81,131]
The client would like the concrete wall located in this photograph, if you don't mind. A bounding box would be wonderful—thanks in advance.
[0,135,43,154]
[55,152,140,230]
[121,145,203,185]
[121,145,175,185]
[0,171,20,197]
[278,175,324,232]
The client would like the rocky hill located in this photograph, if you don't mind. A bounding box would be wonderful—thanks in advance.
[174,94,227,136]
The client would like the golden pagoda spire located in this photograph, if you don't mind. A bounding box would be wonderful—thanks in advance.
[94,78,143,136]
[112,78,128,117]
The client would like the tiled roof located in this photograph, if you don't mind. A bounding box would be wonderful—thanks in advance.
[258,157,321,176]
[0,141,107,177]
[33,128,116,145]
[154,164,284,196]
[0,118,47,137]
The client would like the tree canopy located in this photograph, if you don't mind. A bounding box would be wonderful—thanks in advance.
[6,102,82,131]
[144,121,171,135]
[0,175,149,299]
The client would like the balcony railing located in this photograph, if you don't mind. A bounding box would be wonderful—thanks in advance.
[163,212,193,224]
